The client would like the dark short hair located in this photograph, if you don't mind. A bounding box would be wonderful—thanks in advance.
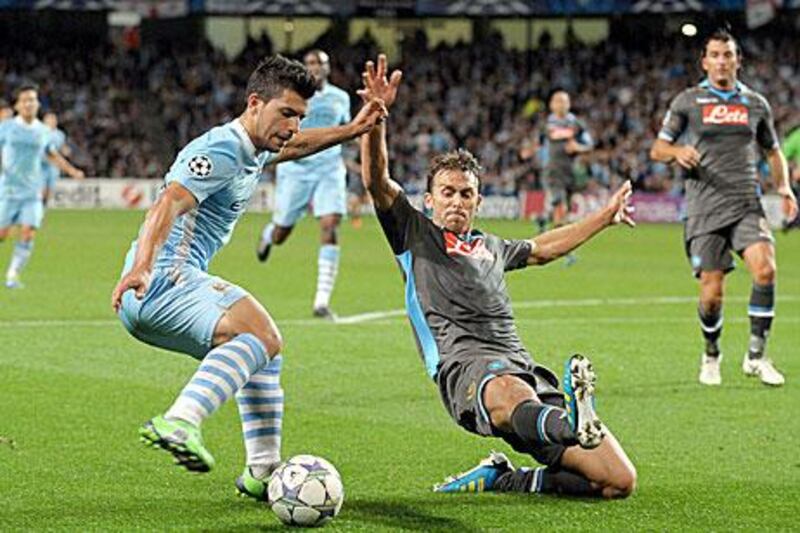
[14,82,38,101]
[702,29,740,58]
[426,149,483,193]
[245,55,316,103]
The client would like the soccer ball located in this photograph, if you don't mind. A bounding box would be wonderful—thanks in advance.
[268,455,344,527]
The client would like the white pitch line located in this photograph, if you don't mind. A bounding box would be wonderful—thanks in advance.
[0,294,797,329]
[332,294,800,324]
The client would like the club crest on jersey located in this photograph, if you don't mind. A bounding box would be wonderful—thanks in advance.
[702,104,748,126]
[444,231,494,261]
[187,155,213,177]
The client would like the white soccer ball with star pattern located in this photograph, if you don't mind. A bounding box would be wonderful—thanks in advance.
[268,455,344,527]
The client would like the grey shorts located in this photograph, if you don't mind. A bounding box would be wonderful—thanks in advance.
[437,355,566,467]
[685,211,774,277]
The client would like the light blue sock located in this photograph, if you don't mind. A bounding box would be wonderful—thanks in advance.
[166,333,268,426]
[7,241,33,279]
[236,355,284,473]
[314,244,340,309]
[261,223,275,246]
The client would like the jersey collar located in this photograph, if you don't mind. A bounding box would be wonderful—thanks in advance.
[699,78,744,102]
[232,118,258,160]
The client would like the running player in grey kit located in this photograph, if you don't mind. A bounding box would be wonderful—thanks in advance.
[651,30,798,387]
[360,56,636,499]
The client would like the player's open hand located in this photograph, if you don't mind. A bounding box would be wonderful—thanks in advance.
[357,54,402,108]
[71,169,86,180]
[351,98,389,136]
[778,186,799,222]
[607,180,635,227]
[111,268,152,312]
[673,145,700,169]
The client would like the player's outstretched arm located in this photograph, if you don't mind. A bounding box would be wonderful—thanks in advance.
[528,181,634,265]
[271,99,387,165]
[360,122,402,211]
[357,54,404,210]
[46,149,84,179]
[111,183,197,311]
[766,147,799,220]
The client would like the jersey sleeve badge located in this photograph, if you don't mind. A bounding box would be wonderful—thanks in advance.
[187,154,213,177]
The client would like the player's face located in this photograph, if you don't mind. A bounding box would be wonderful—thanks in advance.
[550,92,570,116]
[15,90,40,121]
[304,53,329,87]
[425,169,482,234]
[44,113,57,128]
[702,39,740,88]
[251,89,307,152]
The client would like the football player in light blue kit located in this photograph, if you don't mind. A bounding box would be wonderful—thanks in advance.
[41,112,70,207]
[111,56,387,499]
[0,84,85,288]
[257,50,352,319]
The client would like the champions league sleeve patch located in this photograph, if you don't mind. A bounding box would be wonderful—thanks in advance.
[187,155,213,177]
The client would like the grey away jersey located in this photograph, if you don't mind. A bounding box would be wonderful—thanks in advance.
[544,112,591,183]
[377,192,533,379]
[658,80,779,237]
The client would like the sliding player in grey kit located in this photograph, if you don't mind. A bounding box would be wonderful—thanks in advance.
[360,55,636,499]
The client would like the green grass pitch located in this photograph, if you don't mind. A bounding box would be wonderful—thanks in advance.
[1,210,798,531]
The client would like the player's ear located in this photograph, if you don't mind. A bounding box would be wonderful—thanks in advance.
[246,93,263,112]
[476,194,483,211]
[423,192,433,209]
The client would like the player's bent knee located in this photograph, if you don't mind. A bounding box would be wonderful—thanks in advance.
[250,328,283,358]
[604,464,637,499]
[754,264,776,285]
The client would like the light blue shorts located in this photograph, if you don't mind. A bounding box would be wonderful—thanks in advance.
[0,196,44,228]
[117,266,249,359]
[43,171,59,190]
[273,163,347,227]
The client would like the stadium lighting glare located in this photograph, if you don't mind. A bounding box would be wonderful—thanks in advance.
[681,23,698,37]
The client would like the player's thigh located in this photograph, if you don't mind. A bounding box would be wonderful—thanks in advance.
[686,231,733,278]
[734,214,776,282]
[213,294,282,356]
[311,167,347,219]
[560,428,637,497]
[118,271,250,359]
[273,173,315,227]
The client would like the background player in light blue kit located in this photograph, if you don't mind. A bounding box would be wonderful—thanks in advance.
[41,111,71,206]
[0,84,85,288]
[256,50,353,319]
[111,55,387,499]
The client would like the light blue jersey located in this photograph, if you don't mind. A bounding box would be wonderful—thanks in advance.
[276,83,350,181]
[126,120,277,275]
[0,117,55,200]
[41,128,66,189]
[119,119,277,357]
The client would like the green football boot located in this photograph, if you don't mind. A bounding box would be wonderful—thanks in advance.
[235,467,270,501]
[139,415,215,473]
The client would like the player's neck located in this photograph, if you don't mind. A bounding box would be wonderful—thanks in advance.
[235,115,263,155]
[19,115,35,124]
[708,78,738,92]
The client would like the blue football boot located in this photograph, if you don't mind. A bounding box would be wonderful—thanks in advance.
[433,451,513,493]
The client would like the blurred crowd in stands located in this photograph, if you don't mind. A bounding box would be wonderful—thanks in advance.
[1,28,798,195]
